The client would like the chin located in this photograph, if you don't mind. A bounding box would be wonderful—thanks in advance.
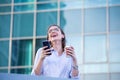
[51,39,56,42]
[50,38,59,42]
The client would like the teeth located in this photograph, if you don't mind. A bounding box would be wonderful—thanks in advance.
[51,34,57,37]
[52,35,56,37]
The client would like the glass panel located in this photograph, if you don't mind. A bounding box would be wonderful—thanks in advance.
[84,0,106,8]
[84,8,106,33]
[14,4,34,12]
[37,2,58,10]
[0,6,11,13]
[109,6,120,32]
[0,0,11,4]
[0,69,8,73]
[78,64,83,74]
[110,73,120,80]
[60,10,82,64]
[36,11,57,36]
[13,13,33,37]
[85,35,107,63]
[110,64,120,73]
[0,15,10,38]
[109,34,120,62]
[36,38,46,53]
[11,40,32,66]
[84,74,108,80]
[60,10,82,35]
[60,1,82,9]
[84,64,108,73]
[66,35,82,64]
[0,41,9,67]
[14,0,34,3]
[109,0,120,5]
[11,68,32,74]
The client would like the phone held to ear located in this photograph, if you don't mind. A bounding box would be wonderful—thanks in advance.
[42,40,51,55]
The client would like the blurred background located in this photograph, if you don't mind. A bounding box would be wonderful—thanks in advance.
[0,0,120,80]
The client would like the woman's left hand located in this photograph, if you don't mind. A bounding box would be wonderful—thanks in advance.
[65,46,77,62]
[65,46,79,77]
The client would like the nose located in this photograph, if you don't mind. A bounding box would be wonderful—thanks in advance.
[49,29,57,33]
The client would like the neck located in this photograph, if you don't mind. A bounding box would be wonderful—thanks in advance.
[52,40,63,56]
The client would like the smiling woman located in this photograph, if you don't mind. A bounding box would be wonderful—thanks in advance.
[31,24,80,80]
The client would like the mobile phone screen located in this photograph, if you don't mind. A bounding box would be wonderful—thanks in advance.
[42,40,51,55]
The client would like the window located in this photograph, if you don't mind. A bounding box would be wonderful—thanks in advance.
[13,13,33,37]
[36,11,57,36]
[0,15,10,38]
[0,40,9,67]
[11,39,32,66]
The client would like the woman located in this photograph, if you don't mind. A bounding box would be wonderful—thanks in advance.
[31,24,80,79]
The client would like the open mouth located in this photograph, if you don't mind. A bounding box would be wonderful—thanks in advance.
[51,34,58,38]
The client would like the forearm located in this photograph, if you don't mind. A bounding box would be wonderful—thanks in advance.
[34,59,43,75]
[71,58,79,77]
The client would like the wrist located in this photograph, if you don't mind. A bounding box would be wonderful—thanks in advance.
[72,55,77,63]
[72,59,77,65]
[72,65,78,70]
[40,55,45,61]
[34,68,40,75]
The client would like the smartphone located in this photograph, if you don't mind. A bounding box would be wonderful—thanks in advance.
[42,40,51,55]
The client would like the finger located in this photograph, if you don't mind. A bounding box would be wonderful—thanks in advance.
[45,48,51,52]
[42,46,48,50]
[66,47,74,51]
[67,52,74,57]
[45,52,51,55]
[66,49,74,52]
[70,46,74,49]
[43,54,48,57]
[66,49,74,54]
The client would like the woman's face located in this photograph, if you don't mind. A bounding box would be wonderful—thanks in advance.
[48,26,64,42]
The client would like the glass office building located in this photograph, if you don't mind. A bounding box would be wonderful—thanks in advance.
[0,0,120,80]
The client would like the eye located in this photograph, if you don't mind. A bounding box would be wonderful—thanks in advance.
[48,29,52,33]
[54,28,59,31]
[48,28,59,33]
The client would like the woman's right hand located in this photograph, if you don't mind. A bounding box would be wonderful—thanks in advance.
[40,46,51,61]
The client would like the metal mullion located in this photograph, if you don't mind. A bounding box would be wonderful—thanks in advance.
[0,13,11,15]
[32,0,37,67]
[37,9,58,13]
[13,11,34,14]
[57,0,60,25]
[37,0,57,4]
[0,38,10,41]
[60,0,80,1]
[0,4,11,6]
[109,4,120,7]
[12,9,58,14]
[12,37,33,40]
[14,2,34,6]
[8,0,14,73]
[10,65,33,69]
[106,0,110,80]
[60,7,83,11]
[81,0,84,80]
[0,67,9,69]
[84,32,108,36]
[36,36,46,39]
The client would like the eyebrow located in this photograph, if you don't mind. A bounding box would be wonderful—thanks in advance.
[48,27,59,31]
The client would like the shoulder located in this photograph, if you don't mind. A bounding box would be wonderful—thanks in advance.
[37,48,42,52]
[35,48,42,57]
